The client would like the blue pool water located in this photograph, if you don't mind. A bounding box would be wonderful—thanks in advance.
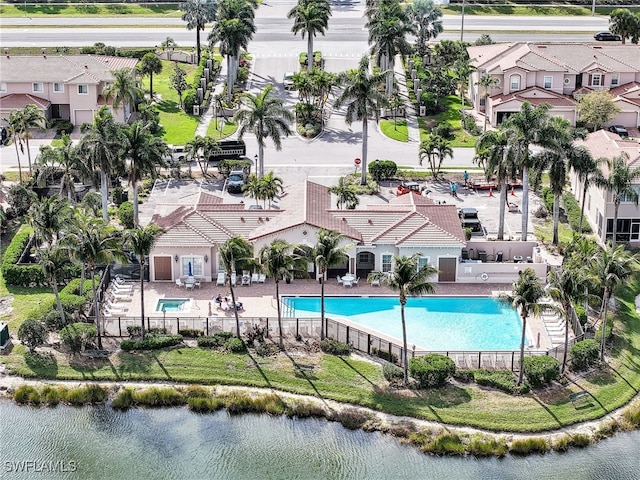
[156,298,191,312]
[282,296,523,351]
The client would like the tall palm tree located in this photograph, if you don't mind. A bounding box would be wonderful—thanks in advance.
[568,147,601,235]
[39,244,73,328]
[434,135,453,173]
[219,236,255,338]
[208,0,255,102]
[126,224,165,340]
[36,135,88,202]
[259,239,308,348]
[288,0,332,73]
[65,216,124,350]
[475,129,516,240]
[476,75,498,132]
[180,0,218,65]
[103,68,143,122]
[3,110,25,184]
[407,0,443,56]
[328,177,359,209]
[365,0,413,97]
[502,101,553,241]
[452,58,475,120]
[242,174,264,207]
[28,196,71,247]
[594,152,640,247]
[137,53,163,100]
[16,104,45,175]
[590,245,638,361]
[334,56,387,185]
[235,84,293,178]
[499,268,548,385]
[311,229,349,340]
[261,171,284,208]
[547,266,587,373]
[367,254,437,386]
[121,121,170,226]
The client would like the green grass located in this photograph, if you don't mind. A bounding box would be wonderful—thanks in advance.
[533,219,575,246]
[419,96,477,148]
[441,5,636,16]
[380,120,409,142]
[206,120,238,140]
[0,4,182,17]
[140,60,200,145]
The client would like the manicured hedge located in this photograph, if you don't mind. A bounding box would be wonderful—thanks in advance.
[368,160,398,182]
[409,354,456,388]
[1,226,45,286]
[523,356,560,387]
[562,192,592,234]
[570,339,600,371]
[120,334,184,351]
[197,332,234,348]
[319,339,350,356]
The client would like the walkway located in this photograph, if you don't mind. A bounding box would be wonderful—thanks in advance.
[393,54,420,145]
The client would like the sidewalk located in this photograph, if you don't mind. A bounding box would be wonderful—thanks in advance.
[194,62,228,138]
[393,55,420,144]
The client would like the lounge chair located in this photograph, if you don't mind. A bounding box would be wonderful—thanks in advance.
[258,274,266,283]
[230,272,237,286]
[353,277,360,286]
[251,272,259,283]
[241,274,251,286]
[110,282,133,292]
[107,291,132,301]
[370,278,380,287]
[176,278,185,288]
[216,272,226,286]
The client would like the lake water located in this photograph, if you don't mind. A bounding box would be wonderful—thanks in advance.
[1,401,639,480]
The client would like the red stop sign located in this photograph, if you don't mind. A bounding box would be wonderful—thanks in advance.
[354,158,361,165]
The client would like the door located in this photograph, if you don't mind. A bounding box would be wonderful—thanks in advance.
[438,257,457,282]
[153,256,172,281]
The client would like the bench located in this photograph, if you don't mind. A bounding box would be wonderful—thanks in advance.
[82,349,110,359]
[293,363,315,374]
[569,390,590,406]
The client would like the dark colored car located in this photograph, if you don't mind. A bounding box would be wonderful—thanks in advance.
[458,208,483,234]
[227,170,247,193]
[594,31,621,41]
[608,125,629,138]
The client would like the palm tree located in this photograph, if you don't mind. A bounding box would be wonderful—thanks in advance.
[334,56,387,185]
[434,135,453,173]
[568,146,600,235]
[16,104,45,175]
[547,266,587,373]
[368,254,437,386]
[594,152,640,247]
[328,177,359,209]
[38,244,72,328]
[103,68,143,122]
[476,74,498,132]
[219,236,255,338]
[138,53,163,100]
[498,268,549,385]
[475,129,516,240]
[121,121,170,226]
[288,0,332,73]
[502,101,553,241]
[126,224,165,339]
[208,0,255,102]
[3,110,25,184]
[407,0,443,56]
[65,216,124,350]
[261,171,284,208]
[311,229,350,340]
[28,196,71,247]
[419,134,436,168]
[259,239,308,348]
[180,0,218,65]
[79,106,123,221]
[452,58,475,120]
[36,135,88,202]
[609,8,637,44]
[242,174,264,206]
[235,84,293,178]
[590,245,638,361]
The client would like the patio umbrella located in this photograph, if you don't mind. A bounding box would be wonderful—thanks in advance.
[188,261,193,277]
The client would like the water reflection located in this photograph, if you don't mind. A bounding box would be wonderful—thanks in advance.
[1,402,638,480]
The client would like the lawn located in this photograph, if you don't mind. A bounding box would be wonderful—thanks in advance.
[419,96,477,148]
[441,5,633,16]
[206,119,238,140]
[140,60,200,146]
[0,4,182,17]
[380,119,408,142]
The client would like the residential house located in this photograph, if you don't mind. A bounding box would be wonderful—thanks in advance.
[467,43,640,128]
[0,54,139,126]
[570,130,640,247]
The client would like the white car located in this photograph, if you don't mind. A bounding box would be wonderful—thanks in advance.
[283,71,295,90]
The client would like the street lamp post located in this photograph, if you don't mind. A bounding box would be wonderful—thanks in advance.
[460,0,466,42]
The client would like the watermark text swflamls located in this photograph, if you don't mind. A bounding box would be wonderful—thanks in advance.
[4,460,78,473]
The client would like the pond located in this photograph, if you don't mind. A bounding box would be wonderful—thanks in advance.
[1,402,639,480]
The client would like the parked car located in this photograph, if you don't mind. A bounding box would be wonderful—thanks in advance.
[458,208,483,234]
[594,31,621,41]
[227,170,247,193]
[608,125,629,138]
[283,71,295,90]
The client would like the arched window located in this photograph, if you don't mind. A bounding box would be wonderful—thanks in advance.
[509,74,521,91]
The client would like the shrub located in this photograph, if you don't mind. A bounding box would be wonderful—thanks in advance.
[7,183,37,219]
[18,318,47,351]
[409,354,456,388]
[1,225,46,287]
[188,396,223,412]
[225,337,247,353]
[523,356,560,388]
[371,347,398,364]
[474,369,518,394]
[319,339,350,356]
[178,328,204,338]
[428,433,465,455]
[65,385,108,405]
[184,89,197,113]
[60,322,97,353]
[43,310,64,331]
[120,334,183,351]
[368,160,398,182]
[331,408,371,430]
[54,120,74,136]
[574,304,588,326]
[13,385,41,405]
[117,201,134,229]
[41,385,63,406]
[133,387,186,407]
[197,331,233,349]
[462,115,482,135]
[562,192,592,233]
[541,187,554,212]
[382,363,404,383]
[622,401,640,427]
[467,436,508,457]
[285,400,326,418]
[432,123,453,139]
[570,339,600,371]
[509,437,548,455]
[255,343,280,357]
[127,325,142,338]
[112,388,134,410]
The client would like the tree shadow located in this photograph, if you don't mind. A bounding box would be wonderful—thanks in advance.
[338,356,375,386]
[530,395,565,427]
[156,100,180,114]
[245,350,273,388]
[114,350,153,377]
[281,349,330,406]
[24,351,58,378]
[152,353,173,380]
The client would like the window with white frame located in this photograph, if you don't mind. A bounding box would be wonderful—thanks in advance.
[381,254,393,273]
[611,73,619,86]
[509,74,521,91]
[77,84,88,94]
[32,82,43,93]
[417,256,430,272]
[0,82,6,92]
[180,256,204,277]
[589,74,602,87]
[620,187,640,203]
[53,83,64,93]
[543,76,552,89]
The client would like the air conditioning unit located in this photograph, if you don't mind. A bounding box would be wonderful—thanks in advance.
[193,105,200,116]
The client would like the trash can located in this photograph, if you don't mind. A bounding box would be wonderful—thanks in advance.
[478,250,487,262]
[496,251,504,262]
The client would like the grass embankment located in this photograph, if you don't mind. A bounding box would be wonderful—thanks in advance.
[380,120,409,142]
[442,5,635,16]
[0,4,181,17]
[419,96,477,148]
[206,120,238,140]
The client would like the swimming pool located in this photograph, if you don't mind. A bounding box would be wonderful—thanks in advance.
[156,298,192,313]
[282,296,524,351]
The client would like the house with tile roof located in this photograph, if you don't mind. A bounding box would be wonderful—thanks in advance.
[467,43,640,128]
[147,180,468,283]
[570,130,640,246]
[0,54,139,126]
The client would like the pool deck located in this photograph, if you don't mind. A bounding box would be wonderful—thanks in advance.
[105,279,555,351]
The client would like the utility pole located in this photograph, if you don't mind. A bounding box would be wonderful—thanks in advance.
[461,0,466,42]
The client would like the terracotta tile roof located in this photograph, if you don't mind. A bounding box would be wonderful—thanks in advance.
[0,93,50,110]
[609,81,640,97]
[492,86,577,107]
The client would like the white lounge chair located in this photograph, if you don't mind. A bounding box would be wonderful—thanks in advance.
[110,282,133,292]
[353,277,360,286]
[230,272,237,286]
[241,274,251,286]
[176,278,185,288]
[370,278,380,287]
[336,275,343,285]
[258,274,266,283]
[216,272,226,286]
[251,272,259,283]
[107,292,132,301]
